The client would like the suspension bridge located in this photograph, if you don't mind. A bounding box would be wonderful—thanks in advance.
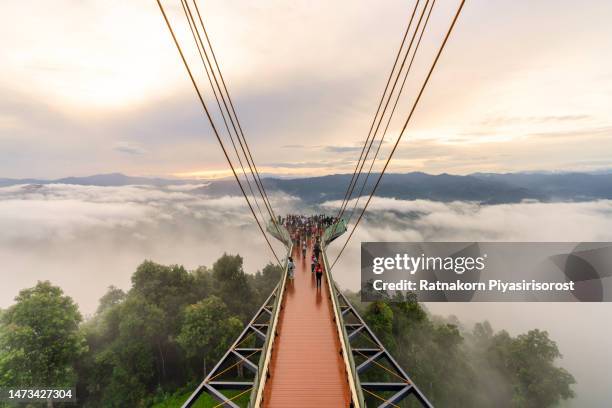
[155,0,466,406]
[180,219,432,407]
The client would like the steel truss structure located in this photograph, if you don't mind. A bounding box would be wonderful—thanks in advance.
[182,221,290,408]
[181,283,282,408]
[183,219,433,407]
[333,287,433,408]
[322,221,433,408]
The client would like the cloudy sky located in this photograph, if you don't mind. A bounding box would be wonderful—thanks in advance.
[2,3,612,404]
[1,0,612,179]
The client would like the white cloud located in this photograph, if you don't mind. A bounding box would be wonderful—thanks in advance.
[0,199,154,242]
[0,183,296,314]
[323,197,612,406]
[4,184,612,312]
[326,197,612,289]
[165,183,210,191]
[1,186,612,404]
[113,141,147,155]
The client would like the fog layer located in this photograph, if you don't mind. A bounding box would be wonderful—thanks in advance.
[1,184,611,406]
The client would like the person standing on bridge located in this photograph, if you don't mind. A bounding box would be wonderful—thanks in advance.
[287,256,295,281]
[302,241,307,258]
[315,262,323,289]
[313,240,321,260]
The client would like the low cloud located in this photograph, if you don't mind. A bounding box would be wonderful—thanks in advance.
[527,125,612,140]
[480,114,591,127]
[1,186,612,404]
[263,158,353,170]
[321,196,612,407]
[0,183,297,314]
[323,197,612,250]
[324,145,363,154]
[113,141,147,155]
[4,185,612,314]
[323,139,387,154]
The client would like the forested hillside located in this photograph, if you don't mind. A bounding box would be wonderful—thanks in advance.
[352,293,576,407]
[0,256,575,407]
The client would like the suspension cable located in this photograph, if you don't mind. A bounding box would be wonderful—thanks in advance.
[191,0,281,231]
[331,0,466,269]
[156,0,282,266]
[342,0,429,225]
[180,0,268,226]
[182,0,283,239]
[346,0,437,224]
[332,0,422,226]
[189,0,283,239]
[336,0,428,225]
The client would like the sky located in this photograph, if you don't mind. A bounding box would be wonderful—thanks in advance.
[2,3,612,404]
[1,0,612,179]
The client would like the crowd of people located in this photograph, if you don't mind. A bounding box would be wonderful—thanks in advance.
[281,214,337,290]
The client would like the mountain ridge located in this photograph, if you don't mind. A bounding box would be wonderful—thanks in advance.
[2,171,611,204]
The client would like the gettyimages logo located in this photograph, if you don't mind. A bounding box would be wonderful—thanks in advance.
[361,242,612,302]
[372,253,487,275]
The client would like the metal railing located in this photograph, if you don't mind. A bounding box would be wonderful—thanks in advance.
[333,289,434,407]
[324,218,348,244]
[250,221,292,406]
[322,223,364,408]
[181,285,280,408]
[322,221,433,407]
[181,221,291,408]
[183,218,432,407]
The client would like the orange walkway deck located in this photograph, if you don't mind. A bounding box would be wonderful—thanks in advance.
[262,241,351,407]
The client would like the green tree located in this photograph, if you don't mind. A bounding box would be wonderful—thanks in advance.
[211,254,256,320]
[364,301,396,350]
[131,261,196,321]
[362,296,477,407]
[0,281,87,392]
[177,296,242,376]
[251,262,282,305]
[99,295,166,407]
[96,286,126,315]
[192,266,213,301]
[491,329,575,407]
[472,321,494,349]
